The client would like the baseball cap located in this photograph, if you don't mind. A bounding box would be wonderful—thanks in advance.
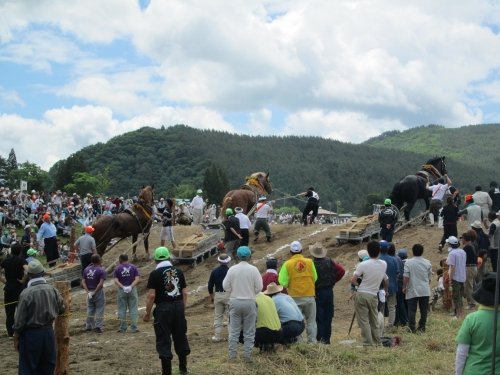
[85,226,95,234]
[384,198,392,205]
[237,246,251,260]
[290,241,302,253]
[379,240,390,249]
[154,246,171,260]
[225,208,233,216]
[197,189,203,194]
[446,236,459,245]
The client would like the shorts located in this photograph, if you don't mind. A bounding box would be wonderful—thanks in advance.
[451,280,464,309]
[160,226,174,242]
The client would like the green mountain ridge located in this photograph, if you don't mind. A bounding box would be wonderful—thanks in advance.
[50,124,498,214]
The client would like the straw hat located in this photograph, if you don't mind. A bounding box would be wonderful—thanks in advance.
[263,282,284,295]
[309,242,327,258]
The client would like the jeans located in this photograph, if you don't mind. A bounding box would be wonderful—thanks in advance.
[293,296,317,343]
[380,227,394,242]
[315,287,333,343]
[407,296,429,332]
[86,289,105,330]
[117,287,139,331]
[281,320,305,343]
[228,299,257,360]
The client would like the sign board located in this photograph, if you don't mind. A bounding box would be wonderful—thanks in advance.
[20,180,28,191]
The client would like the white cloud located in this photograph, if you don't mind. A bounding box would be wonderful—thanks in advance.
[0,86,24,108]
[0,105,236,170]
[283,110,407,143]
[1,0,500,168]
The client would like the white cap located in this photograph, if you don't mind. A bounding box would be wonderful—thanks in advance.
[446,236,459,245]
[290,241,302,253]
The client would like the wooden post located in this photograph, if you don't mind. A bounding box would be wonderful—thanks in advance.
[55,281,71,375]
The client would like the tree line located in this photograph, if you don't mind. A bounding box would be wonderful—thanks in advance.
[2,124,497,215]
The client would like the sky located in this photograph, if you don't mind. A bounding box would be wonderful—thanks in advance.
[1,0,500,170]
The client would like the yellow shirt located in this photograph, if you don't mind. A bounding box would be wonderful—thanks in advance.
[256,293,281,330]
[278,254,317,297]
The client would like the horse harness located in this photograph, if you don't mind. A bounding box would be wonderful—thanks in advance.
[124,201,154,236]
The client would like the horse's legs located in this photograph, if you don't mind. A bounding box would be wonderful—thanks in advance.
[404,202,414,222]
[132,234,138,261]
[144,235,149,259]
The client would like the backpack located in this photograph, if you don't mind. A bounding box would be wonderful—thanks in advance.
[333,260,345,283]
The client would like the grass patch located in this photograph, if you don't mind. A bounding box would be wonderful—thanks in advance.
[188,309,458,375]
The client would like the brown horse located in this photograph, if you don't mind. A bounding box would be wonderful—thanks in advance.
[220,172,272,218]
[92,186,154,259]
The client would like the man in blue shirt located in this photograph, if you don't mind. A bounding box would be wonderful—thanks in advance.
[207,254,231,342]
[36,213,59,268]
[379,240,399,330]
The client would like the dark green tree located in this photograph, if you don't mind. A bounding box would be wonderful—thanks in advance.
[0,155,7,186]
[203,164,229,206]
[6,148,18,187]
[9,162,49,192]
[51,154,88,190]
[358,193,384,216]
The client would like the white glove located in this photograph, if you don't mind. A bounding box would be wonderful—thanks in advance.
[123,286,132,293]
[87,291,94,300]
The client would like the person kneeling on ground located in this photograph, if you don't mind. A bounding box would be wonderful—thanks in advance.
[263,282,305,344]
[254,292,283,352]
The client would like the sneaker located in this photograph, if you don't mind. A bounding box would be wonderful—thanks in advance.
[451,316,458,321]
[85,327,92,332]
[130,329,139,333]
[212,336,222,342]
[438,244,443,252]
[117,329,126,333]
[94,328,103,334]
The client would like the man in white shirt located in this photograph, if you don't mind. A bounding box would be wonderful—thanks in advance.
[234,207,251,246]
[472,185,492,225]
[351,240,388,346]
[223,246,262,363]
[190,189,205,225]
[427,175,452,226]
[253,197,272,243]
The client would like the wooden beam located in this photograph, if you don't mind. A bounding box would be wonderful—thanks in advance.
[55,281,70,375]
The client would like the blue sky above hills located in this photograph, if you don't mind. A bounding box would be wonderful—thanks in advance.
[1,0,500,169]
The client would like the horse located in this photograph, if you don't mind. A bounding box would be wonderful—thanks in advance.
[92,186,154,259]
[389,156,447,221]
[220,172,272,218]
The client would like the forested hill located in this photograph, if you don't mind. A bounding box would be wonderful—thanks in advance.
[364,124,500,170]
[52,125,496,214]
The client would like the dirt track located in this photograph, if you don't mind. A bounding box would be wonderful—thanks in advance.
[0,219,468,374]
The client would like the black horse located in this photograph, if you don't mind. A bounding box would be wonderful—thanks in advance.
[389,156,447,221]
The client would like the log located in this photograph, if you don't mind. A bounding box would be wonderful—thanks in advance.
[55,281,71,375]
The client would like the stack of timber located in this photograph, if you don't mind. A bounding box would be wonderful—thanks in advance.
[45,263,82,286]
[171,231,220,267]
[336,214,380,244]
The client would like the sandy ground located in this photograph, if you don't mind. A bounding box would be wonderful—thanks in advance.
[0,218,469,374]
